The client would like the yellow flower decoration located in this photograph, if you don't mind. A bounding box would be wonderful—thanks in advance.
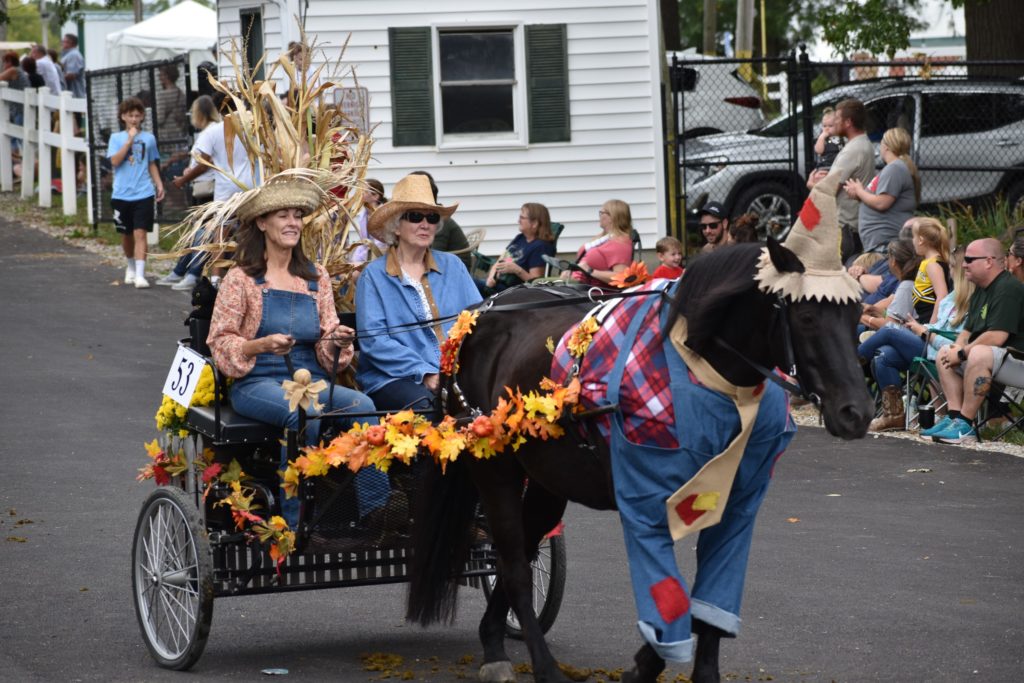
[566,317,599,358]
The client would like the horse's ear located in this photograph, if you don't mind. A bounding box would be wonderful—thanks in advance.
[766,235,806,274]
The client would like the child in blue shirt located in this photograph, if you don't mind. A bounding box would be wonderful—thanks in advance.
[107,96,164,289]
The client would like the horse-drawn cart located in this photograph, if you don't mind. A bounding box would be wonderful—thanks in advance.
[131,331,566,671]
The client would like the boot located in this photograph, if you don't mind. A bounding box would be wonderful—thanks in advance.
[869,386,905,432]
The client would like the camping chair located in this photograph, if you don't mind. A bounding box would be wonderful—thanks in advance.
[449,228,485,272]
[975,347,1024,442]
[904,328,957,430]
[474,222,566,279]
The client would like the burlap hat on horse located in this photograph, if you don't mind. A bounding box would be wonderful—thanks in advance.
[754,170,862,303]
[366,174,459,243]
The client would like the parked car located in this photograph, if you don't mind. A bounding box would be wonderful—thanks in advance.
[683,78,1024,240]
[669,49,766,138]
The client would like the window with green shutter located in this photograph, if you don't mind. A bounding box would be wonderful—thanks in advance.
[388,23,569,147]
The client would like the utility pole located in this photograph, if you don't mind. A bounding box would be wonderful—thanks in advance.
[39,0,48,47]
[133,0,143,23]
[702,0,717,55]
[735,0,755,80]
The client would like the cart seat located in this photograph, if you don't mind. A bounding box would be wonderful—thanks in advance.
[187,404,281,445]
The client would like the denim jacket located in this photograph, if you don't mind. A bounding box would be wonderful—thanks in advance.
[355,248,482,395]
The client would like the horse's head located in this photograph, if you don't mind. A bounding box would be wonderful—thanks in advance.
[764,238,872,440]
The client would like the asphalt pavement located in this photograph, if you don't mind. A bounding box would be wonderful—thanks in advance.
[1,214,1022,682]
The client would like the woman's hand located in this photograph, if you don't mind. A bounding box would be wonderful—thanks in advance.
[328,325,356,366]
[848,264,865,280]
[494,259,523,280]
[423,373,440,391]
[844,178,864,199]
[260,333,295,355]
[904,319,925,336]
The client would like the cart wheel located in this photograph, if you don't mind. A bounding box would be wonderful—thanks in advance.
[483,533,567,640]
[132,486,214,670]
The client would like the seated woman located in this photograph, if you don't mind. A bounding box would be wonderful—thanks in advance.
[858,246,972,432]
[356,174,483,414]
[859,239,920,335]
[566,199,634,286]
[480,202,556,294]
[207,177,388,526]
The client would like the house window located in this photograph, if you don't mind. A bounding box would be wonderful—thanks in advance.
[240,9,264,81]
[438,30,516,135]
[388,24,569,147]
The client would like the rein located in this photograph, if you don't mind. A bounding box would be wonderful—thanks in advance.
[713,295,821,406]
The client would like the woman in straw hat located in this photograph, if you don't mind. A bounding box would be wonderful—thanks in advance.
[355,174,482,414]
[207,176,390,526]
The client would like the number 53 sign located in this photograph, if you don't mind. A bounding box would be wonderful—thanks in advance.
[162,345,209,408]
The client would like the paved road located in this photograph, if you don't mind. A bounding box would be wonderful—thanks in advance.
[1,215,1022,682]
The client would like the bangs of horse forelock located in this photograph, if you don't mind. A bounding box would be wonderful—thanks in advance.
[668,243,764,355]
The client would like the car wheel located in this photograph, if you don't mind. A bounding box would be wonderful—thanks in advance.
[1006,179,1024,219]
[733,182,796,241]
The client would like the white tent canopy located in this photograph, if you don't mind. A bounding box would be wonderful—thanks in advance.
[105,1,216,69]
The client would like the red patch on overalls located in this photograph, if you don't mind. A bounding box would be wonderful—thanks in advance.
[650,577,690,624]
[674,494,708,526]
[798,197,821,231]
[752,381,765,397]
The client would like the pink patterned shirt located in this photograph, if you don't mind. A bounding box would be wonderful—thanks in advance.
[207,264,345,378]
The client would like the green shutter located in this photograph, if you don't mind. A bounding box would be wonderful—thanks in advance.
[526,24,570,143]
[389,27,435,147]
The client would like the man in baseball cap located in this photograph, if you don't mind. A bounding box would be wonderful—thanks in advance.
[698,201,729,253]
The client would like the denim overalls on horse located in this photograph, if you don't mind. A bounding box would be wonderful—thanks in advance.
[230,275,389,526]
[552,283,795,663]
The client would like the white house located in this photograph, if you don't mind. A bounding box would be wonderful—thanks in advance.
[214,0,668,256]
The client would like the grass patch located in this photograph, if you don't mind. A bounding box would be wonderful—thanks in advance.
[934,198,1024,246]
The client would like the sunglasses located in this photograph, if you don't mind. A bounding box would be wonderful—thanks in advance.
[962,255,994,264]
[701,221,722,230]
[402,211,442,225]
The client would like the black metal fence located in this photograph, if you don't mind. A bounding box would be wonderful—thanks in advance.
[667,50,1024,251]
[85,55,194,230]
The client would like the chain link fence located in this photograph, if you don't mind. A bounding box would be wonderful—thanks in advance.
[85,55,194,229]
[669,52,1024,250]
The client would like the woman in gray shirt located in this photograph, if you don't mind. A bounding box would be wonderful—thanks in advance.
[844,127,921,253]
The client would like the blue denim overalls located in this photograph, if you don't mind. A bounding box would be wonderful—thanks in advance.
[230,274,389,526]
[606,293,795,663]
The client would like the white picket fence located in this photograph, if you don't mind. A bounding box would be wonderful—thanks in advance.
[0,83,92,218]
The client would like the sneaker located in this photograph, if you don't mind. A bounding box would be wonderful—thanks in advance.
[156,272,184,286]
[931,417,977,445]
[134,275,151,289]
[171,274,198,291]
[920,415,953,438]
[124,265,135,285]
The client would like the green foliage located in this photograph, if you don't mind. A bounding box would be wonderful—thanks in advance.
[677,0,818,58]
[935,199,1024,247]
[818,0,925,59]
[7,0,60,45]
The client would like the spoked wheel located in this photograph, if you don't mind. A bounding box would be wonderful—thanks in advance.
[132,486,214,670]
[483,532,567,639]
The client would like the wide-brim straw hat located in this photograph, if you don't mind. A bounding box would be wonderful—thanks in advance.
[366,174,458,243]
[754,170,861,303]
[235,176,326,225]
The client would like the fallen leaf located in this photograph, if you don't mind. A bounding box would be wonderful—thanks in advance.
[7,508,15,516]
[906,468,932,473]
[14,519,33,526]
[826,493,842,497]
[110,280,121,286]
[786,517,800,523]
[80,587,88,592]
[6,536,27,542]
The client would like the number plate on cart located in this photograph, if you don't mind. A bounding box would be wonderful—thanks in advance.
[162,345,208,408]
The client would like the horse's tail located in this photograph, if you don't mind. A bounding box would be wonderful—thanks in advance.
[406,456,479,626]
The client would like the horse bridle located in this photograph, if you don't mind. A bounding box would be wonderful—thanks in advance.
[713,294,822,407]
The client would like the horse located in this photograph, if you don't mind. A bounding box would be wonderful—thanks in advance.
[406,239,874,683]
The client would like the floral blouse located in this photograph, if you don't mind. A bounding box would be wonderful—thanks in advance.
[207,264,343,378]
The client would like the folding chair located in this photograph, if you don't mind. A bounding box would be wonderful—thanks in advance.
[449,228,485,272]
[904,328,957,430]
[976,347,1024,442]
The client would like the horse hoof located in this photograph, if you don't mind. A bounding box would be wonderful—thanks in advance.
[479,660,517,683]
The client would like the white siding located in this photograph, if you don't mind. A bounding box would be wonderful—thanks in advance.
[216,0,665,256]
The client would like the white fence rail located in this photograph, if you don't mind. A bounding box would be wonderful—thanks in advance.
[0,84,92,218]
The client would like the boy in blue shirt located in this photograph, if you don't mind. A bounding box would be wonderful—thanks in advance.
[107,96,164,289]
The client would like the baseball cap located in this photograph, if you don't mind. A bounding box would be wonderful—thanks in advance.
[698,201,727,220]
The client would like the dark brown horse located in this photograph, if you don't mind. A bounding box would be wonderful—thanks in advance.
[407,240,873,683]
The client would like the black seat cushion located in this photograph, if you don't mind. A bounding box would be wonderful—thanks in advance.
[187,404,281,445]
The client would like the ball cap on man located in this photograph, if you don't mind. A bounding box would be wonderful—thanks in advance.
[699,201,727,220]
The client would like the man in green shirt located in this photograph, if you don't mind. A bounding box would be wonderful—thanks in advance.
[410,170,472,270]
[926,238,1024,444]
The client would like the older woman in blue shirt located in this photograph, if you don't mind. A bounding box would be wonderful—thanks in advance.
[356,174,482,414]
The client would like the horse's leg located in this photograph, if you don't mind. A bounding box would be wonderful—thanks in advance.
[472,461,569,683]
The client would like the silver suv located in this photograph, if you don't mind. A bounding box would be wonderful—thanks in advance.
[683,79,1024,239]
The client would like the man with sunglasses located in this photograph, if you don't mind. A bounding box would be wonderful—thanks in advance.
[698,202,729,254]
[926,238,1024,444]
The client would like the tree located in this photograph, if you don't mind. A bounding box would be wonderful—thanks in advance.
[677,0,820,58]
[956,0,1024,76]
[818,0,925,59]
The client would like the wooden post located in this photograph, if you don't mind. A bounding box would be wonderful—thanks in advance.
[59,92,77,216]
[0,82,11,193]
[38,90,52,209]
[21,89,37,200]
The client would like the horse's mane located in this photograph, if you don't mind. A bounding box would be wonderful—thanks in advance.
[668,243,765,355]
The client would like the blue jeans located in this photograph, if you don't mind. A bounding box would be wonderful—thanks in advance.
[858,327,925,388]
[368,378,439,417]
[171,230,208,277]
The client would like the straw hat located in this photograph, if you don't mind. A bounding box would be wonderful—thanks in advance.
[366,174,458,242]
[754,170,861,303]
[235,176,325,225]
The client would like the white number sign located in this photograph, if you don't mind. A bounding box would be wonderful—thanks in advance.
[162,345,209,409]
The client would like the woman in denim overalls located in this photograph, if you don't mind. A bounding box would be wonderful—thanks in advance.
[207,178,389,527]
